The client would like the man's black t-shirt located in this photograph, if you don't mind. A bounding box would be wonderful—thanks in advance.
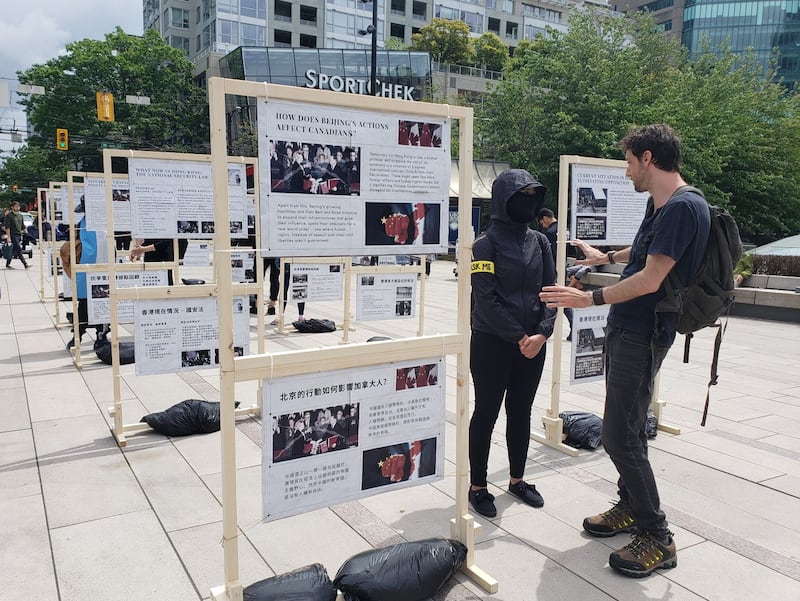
[608,189,710,346]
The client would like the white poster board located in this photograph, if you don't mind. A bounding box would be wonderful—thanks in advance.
[182,240,212,267]
[257,100,450,256]
[288,263,343,303]
[84,176,131,232]
[54,188,84,227]
[133,296,249,375]
[128,159,248,239]
[262,357,445,521]
[569,305,611,384]
[88,270,169,324]
[570,164,648,245]
[356,273,417,321]
[231,249,256,283]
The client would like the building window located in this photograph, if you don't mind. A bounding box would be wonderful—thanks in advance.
[219,0,238,14]
[274,29,292,46]
[505,21,518,40]
[274,0,292,21]
[241,23,266,45]
[435,6,483,33]
[241,0,267,19]
[391,22,406,38]
[170,35,191,55]
[640,0,674,12]
[299,5,317,26]
[486,0,497,9]
[391,0,406,15]
[219,20,239,45]
[488,17,500,34]
[196,6,201,23]
[524,24,545,40]
[203,22,216,50]
[299,34,317,48]
[412,1,426,19]
[660,20,672,31]
[171,7,190,29]
[503,0,514,13]
[521,3,534,17]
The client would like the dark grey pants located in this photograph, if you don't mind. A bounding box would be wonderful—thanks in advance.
[602,325,671,536]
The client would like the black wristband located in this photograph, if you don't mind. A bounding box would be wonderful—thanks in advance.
[607,251,616,264]
[592,288,606,306]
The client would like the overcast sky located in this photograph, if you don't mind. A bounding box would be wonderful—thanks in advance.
[1,1,143,153]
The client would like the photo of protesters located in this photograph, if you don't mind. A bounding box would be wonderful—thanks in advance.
[181,349,211,368]
[272,403,359,463]
[364,202,441,246]
[269,140,360,195]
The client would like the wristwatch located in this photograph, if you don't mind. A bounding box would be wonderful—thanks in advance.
[607,250,616,264]
[591,288,606,306]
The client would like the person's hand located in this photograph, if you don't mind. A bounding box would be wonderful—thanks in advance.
[518,333,546,359]
[567,275,584,289]
[130,245,145,261]
[735,274,744,286]
[571,239,607,265]
[540,284,592,309]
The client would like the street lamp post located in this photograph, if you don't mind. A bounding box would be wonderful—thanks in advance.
[358,0,378,96]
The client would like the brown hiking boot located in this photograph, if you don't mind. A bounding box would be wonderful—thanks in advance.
[583,499,636,537]
[609,530,677,578]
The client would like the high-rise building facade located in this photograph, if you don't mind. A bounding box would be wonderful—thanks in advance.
[144,0,611,85]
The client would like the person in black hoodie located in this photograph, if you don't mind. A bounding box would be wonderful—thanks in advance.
[468,169,557,518]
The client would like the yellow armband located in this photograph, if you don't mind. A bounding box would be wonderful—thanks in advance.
[470,260,495,274]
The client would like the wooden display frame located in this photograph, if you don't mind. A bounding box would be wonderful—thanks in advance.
[206,78,496,601]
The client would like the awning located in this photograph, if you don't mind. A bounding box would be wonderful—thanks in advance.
[450,159,512,200]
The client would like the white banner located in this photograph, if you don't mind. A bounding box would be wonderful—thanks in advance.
[569,305,611,385]
[262,357,445,521]
[88,269,169,324]
[356,272,417,321]
[570,164,649,245]
[134,296,249,375]
[257,99,450,256]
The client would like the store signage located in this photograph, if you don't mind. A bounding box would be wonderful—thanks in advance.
[305,69,416,100]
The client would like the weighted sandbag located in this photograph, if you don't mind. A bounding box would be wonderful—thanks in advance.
[244,563,338,601]
[293,318,336,333]
[94,339,135,365]
[141,399,224,437]
[559,411,603,449]
[334,538,467,601]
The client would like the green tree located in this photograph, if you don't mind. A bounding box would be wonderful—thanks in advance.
[473,32,508,72]
[476,10,800,240]
[16,27,208,174]
[383,37,408,51]
[0,145,66,208]
[411,18,475,66]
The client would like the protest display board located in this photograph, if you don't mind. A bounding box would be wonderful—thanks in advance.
[287,262,343,303]
[84,175,131,232]
[570,163,649,245]
[356,272,417,320]
[569,306,610,385]
[262,358,445,521]
[182,240,213,267]
[257,99,450,256]
[128,159,248,239]
[133,296,249,376]
[88,269,169,324]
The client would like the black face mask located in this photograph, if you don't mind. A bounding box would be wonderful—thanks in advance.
[506,191,538,223]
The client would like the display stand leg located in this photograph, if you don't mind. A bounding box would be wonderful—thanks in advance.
[450,515,498,593]
[651,372,680,434]
[531,415,580,457]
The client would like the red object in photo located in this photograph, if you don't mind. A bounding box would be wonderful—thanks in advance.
[384,213,409,244]
[381,453,407,482]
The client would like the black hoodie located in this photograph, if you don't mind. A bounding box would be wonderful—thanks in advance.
[471,169,557,343]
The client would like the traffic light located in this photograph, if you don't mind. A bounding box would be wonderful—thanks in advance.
[56,128,69,151]
[96,91,115,122]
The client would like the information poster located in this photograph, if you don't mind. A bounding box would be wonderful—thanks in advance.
[257,99,450,256]
[88,270,169,324]
[54,186,85,227]
[231,249,256,282]
[134,296,249,375]
[569,306,610,385]
[288,263,343,303]
[182,240,212,267]
[84,176,131,232]
[128,159,248,239]
[570,164,648,245]
[262,357,445,521]
[356,273,417,320]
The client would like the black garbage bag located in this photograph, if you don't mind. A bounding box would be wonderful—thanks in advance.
[646,409,658,439]
[334,538,467,601]
[141,399,225,437]
[559,411,603,449]
[293,318,336,333]
[244,563,338,601]
[94,339,136,365]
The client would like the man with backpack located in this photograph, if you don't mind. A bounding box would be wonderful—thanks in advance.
[539,124,713,578]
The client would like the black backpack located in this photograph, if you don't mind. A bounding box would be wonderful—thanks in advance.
[652,186,743,425]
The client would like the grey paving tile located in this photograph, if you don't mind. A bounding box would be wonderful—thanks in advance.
[51,510,198,601]
[25,371,99,423]
[0,428,40,500]
[173,427,263,476]
[0,494,58,601]
[0,385,31,433]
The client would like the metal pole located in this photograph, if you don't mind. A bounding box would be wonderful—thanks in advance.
[370,1,378,96]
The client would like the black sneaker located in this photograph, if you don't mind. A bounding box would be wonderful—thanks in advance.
[468,488,497,518]
[266,306,276,315]
[583,499,636,538]
[508,480,544,508]
[609,530,677,578]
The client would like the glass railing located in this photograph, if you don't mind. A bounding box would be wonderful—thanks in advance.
[432,61,503,81]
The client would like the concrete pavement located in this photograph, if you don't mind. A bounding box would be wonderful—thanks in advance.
[1,258,799,601]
